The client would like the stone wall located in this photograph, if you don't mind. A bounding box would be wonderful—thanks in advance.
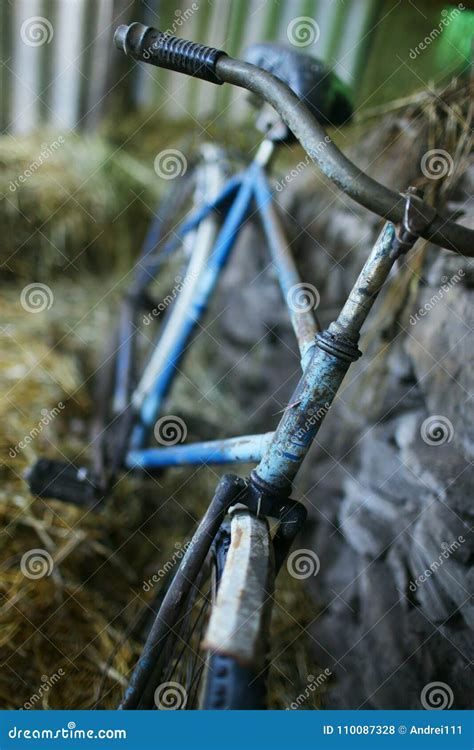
[191,88,474,709]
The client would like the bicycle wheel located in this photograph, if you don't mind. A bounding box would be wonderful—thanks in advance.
[128,519,229,710]
[130,509,274,710]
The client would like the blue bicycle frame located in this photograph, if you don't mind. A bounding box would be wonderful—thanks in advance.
[113,137,416,501]
[121,145,320,473]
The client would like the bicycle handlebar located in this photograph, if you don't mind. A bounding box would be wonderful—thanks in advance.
[114,23,474,256]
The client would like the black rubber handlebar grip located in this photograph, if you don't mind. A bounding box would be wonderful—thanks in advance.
[114,22,226,84]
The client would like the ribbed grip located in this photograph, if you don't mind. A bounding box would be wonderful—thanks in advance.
[114,22,226,84]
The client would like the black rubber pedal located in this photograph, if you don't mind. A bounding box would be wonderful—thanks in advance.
[26,459,102,507]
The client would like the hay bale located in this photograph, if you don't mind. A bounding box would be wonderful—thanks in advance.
[0,132,161,279]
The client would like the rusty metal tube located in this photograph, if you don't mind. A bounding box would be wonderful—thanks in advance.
[115,24,473,255]
[253,223,397,492]
[215,57,473,256]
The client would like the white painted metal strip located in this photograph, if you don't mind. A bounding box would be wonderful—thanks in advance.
[314,0,341,62]
[203,510,273,669]
[195,0,233,120]
[10,0,45,134]
[49,0,86,130]
[84,0,116,129]
[333,0,374,84]
[227,0,270,123]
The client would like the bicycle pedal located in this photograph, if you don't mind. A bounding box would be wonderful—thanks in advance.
[26,459,102,508]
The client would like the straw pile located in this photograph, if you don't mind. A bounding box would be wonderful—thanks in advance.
[0,132,161,280]
[0,272,318,709]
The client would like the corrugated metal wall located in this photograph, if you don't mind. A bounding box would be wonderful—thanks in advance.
[1,0,380,134]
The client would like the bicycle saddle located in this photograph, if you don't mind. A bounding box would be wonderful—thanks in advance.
[243,42,353,138]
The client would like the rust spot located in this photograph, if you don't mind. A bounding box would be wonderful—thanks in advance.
[232,526,243,550]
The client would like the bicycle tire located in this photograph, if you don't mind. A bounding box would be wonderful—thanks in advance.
[201,653,267,709]
[132,509,274,710]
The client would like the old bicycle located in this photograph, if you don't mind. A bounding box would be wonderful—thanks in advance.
[27,22,474,709]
